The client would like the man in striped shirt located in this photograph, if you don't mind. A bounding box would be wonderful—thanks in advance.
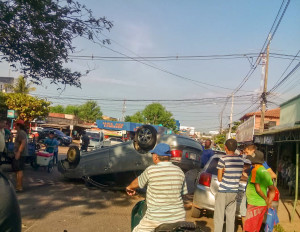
[214,139,244,232]
[126,143,188,232]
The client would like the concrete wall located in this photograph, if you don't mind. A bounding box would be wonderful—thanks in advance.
[280,97,300,125]
[253,116,280,130]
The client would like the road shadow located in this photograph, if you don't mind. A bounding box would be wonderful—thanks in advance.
[1,164,141,222]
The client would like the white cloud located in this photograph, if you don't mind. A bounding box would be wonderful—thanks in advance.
[84,76,146,87]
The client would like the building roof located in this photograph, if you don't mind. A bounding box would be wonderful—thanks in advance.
[280,94,300,107]
[240,108,280,121]
[0,77,14,84]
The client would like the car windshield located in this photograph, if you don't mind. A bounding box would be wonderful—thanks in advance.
[206,157,220,176]
[86,132,100,138]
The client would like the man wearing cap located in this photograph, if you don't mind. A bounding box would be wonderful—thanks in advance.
[244,150,276,232]
[126,143,188,232]
[13,120,28,192]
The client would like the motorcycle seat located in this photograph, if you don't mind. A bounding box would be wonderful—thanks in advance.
[154,221,196,232]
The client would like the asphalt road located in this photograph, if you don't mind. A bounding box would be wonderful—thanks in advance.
[0,148,243,232]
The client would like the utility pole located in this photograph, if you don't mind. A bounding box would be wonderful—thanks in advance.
[228,94,234,139]
[219,111,223,134]
[121,99,126,121]
[259,37,270,133]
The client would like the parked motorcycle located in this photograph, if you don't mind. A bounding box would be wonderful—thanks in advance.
[131,200,203,232]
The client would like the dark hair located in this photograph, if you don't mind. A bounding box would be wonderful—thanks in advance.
[225,139,237,152]
[17,123,26,132]
[157,156,170,161]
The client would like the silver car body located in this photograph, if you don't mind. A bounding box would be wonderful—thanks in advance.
[58,134,203,179]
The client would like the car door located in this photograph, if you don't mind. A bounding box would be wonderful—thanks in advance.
[205,157,220,196]
[80,147,110,176]
[108,141,147,173]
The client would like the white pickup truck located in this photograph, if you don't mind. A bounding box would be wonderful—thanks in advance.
[80,130,110,151]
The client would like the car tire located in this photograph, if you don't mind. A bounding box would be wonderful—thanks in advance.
[67,146,80,168]
[191,206,201,218]
[134,125,157,151]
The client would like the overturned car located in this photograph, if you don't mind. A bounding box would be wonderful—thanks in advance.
[58,125,203,182]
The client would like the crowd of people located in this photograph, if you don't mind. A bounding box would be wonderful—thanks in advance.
[127,139,278,232]
[0,117,60,192]
[1,118,279,232]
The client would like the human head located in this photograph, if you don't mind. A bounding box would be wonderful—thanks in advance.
[0,118,6,129]
[247,150,264,165]
[224,139,237,154]
[244,144,257,156]
[15,119,26,131]
[204,139,212,149]
[49,131,55,139]
[150,143,171,164]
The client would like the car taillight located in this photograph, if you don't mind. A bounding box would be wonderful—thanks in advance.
[185,152,189,158]
[198,172,212,187]
[268,187,280,201]
[170,150,183,161]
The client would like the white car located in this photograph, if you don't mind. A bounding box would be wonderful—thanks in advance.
[106,137,123,146]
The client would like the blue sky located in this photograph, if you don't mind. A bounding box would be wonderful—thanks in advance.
[1,0,299,132]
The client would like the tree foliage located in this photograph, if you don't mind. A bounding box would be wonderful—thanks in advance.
[127,103,176,130]
[64,105,80,116]
[50,105,65,113]
[0,0,113,87]
[49,101,102,122]
[6,76,36,94]
[77,101,102,122]
[0,93,8,118]
[5,93,50,122]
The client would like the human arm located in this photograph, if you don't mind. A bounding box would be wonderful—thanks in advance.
[267,169,277,180]
[267,185,276,208]
[126,168,148,196]
[15,139,26,160]
[263,162,277,179]
[254,183,268,205]
[216,157,225,182]
[217,168,224,182]
[126,177,139,196]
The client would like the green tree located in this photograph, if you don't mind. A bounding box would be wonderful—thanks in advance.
[129,111,145,123]
[5,76,36,94]
[128,103,176,130]
[65,105,80,116]
[5,93,50,122]
[143,103,176,130]
[232,121,242,133]
[50,105,65,114]
[0,93,8,118]
[0,0,113,87]
[124,115,132,122]
[78,101,102,122]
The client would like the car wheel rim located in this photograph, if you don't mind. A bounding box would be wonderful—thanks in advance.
[67,148,76,162]
[138,128,152,144]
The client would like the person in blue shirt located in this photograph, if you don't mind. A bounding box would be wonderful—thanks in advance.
[244,144,277,179]
[44,131,59,164]
[201,139,214,168]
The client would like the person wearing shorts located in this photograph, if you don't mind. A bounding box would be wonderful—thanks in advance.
[244,150,275,232]
[13,120,28,192]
